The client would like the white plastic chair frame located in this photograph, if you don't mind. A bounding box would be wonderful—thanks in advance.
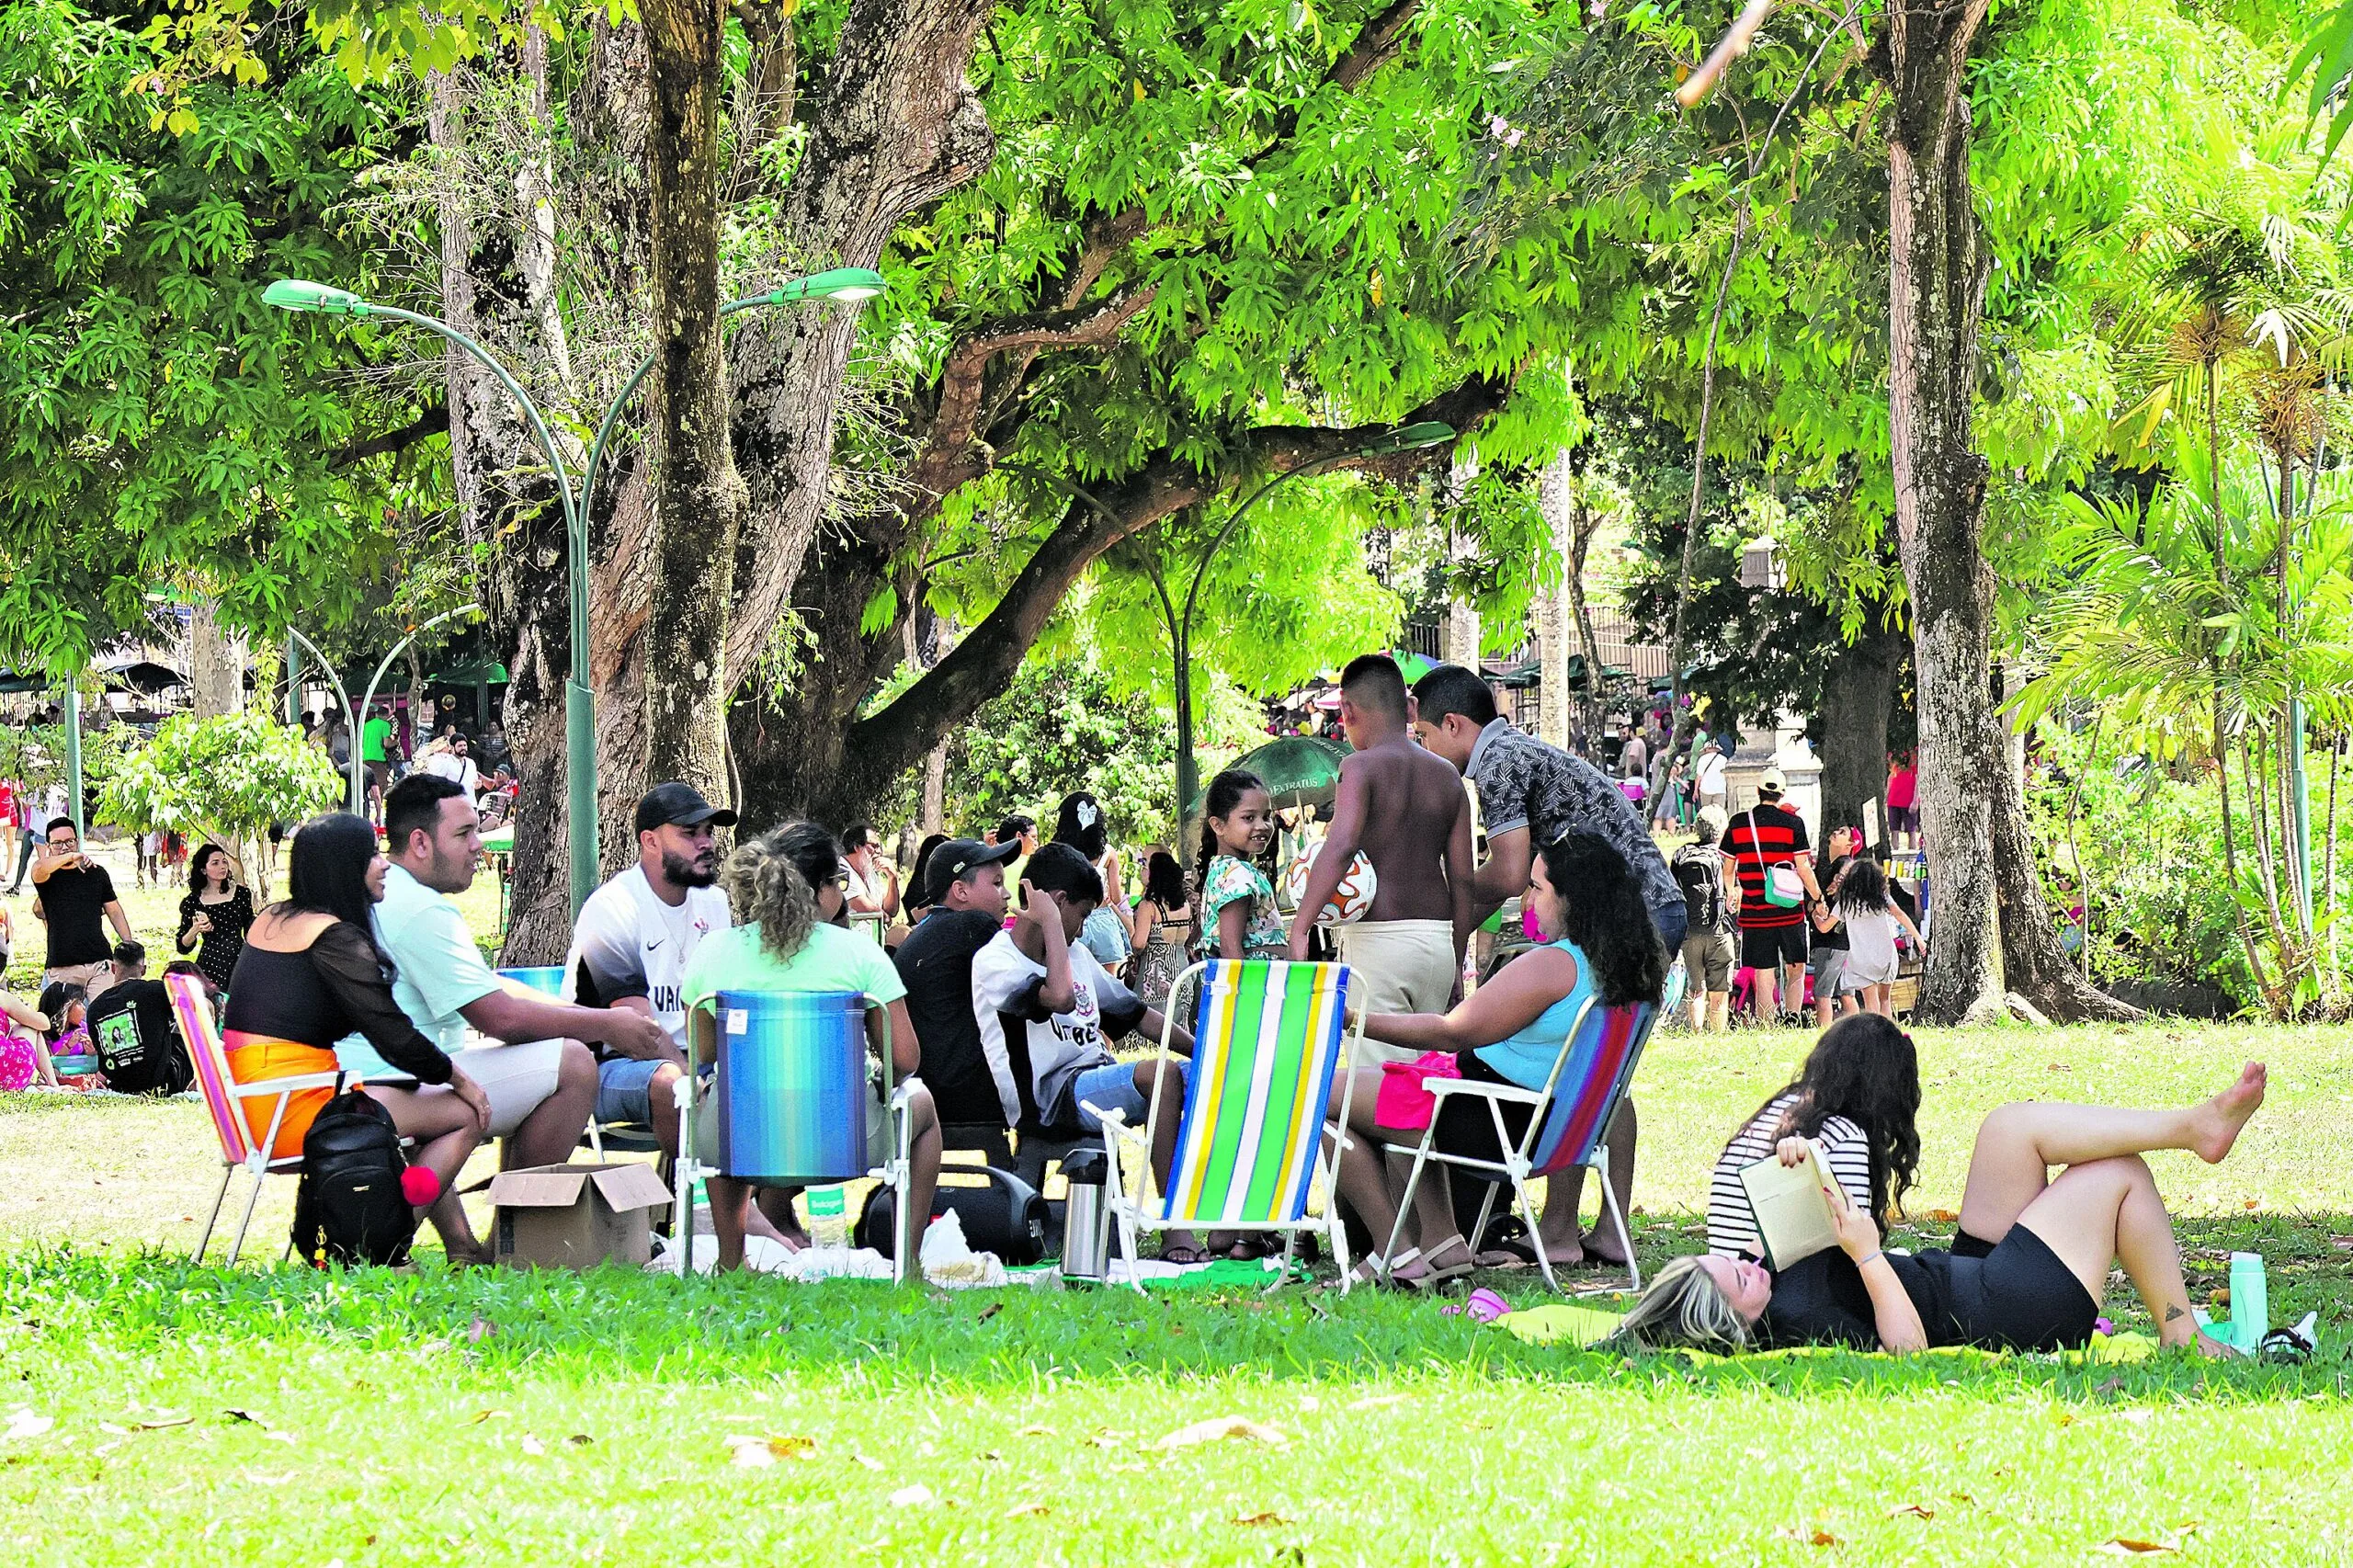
[195,1065,349,1266]
[1094,960,1362,1294]
[681,995,913,1282]
[1379,995,1651,1293]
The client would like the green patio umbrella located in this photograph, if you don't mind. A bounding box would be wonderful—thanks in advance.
[1188,734,1351,816]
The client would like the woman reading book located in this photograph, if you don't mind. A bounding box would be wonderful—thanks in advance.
[1618,1064,2268,1357]
[1705,1014,1920,1260]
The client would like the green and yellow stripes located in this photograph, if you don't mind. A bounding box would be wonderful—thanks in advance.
[1163,960,1349,1224]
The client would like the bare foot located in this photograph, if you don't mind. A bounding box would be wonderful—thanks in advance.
[2192,1330,2240,1359]
[2190,1062,2267,1164]
[746,1206,807,1252]
[1577,1228,1629,1268]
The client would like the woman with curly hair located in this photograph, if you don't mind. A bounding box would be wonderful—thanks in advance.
[1706,1013,1920,1262]
[1327,832,1666,1289]
[680,821,944,1270]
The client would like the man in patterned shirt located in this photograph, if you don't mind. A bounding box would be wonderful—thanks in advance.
[1408,663,1685,1269]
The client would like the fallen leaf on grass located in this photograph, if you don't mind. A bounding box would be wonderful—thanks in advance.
[2097,1540,2174,1556]
[1233,1512,1292,1528]
[1005,1503,1051,1519]
[1154,1416,1289,1450]
[1887,1504,1935,1520]
[1016,1425,1051,1437]
[567,1434,594,1447]
[2243,1199,2260,1211]
[4,1411,54,1442]
[1811,1530,1840,1548]
[2330,1236,2353,1252]
[520,1435,545,1456]
[976,1449,1004,1463]
[852,1451,884,1471]
[222,1409,270,1429]
[134,1415,193,1430]
[725,1434,813,1468]
[469,1410,510,1426]
[1928,1209,1961,1223]
[889,1484,936,1508]
[975,1303,1003,1323]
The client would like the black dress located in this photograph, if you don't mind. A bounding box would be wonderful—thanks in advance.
[1759,1227,2098,1353]
[177,885,256,993]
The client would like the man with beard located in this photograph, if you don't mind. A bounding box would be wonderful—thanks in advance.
[342,775,639,1167]
[562,783,739,1163]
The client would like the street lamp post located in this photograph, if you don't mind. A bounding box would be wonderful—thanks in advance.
[1006,419,1453,829]
[290,608,483,814]
[265,268,885,915]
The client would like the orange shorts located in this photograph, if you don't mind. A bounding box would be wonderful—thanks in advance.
[222,1033,342,1160]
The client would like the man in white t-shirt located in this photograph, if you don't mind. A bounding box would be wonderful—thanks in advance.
[420,736,481,796]
[1694,738,1729,810]
[970,843,1203,1256]
[563,783,734,1158]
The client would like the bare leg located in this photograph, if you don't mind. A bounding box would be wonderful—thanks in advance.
[902,1083,941,1257]
[1752,962,1779,1023]
[756,1186,810,1247]
[1687,988,1707,1031]
[1781,963,1805,1023]
[371,1084,488,1259]
[505,1040,599,1167]
[1706,991,1729,1033]
[2011,1157,2231,1358]
[644,1062,683,1160]
[708,1175,753,1270]
[1957,1064,2267,1243]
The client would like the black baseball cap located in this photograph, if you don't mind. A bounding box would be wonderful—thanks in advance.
[922,836,1020,903]
[634,782,739,835]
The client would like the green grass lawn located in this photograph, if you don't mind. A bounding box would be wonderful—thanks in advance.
[5,1022,2352,1564]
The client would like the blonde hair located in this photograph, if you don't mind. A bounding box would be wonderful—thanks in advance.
[1608,1255,1756,1352]
[722,822,833,962]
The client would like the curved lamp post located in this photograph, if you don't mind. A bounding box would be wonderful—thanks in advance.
[288,605,481,813]
[266,268,886,915]
[1006,418,1454,827]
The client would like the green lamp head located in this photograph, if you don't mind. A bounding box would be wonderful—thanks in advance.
[1370,420,1456,453]
[264,279,369,316]
[764,267,888,306]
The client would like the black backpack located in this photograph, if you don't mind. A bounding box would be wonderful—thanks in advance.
[86,981,194,1096]
[290,1089,416,1268]
[1674,845,1726,935]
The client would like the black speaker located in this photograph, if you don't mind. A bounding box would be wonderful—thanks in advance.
[856,1164,1049,1265]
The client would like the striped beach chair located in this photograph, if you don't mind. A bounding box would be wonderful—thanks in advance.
[166,971,351,1266]
[1388,996,1659,1292]
[1094,960,1360,1292]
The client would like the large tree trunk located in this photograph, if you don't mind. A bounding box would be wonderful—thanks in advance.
[642,0,747,796]
[1815,624,1903,837]
[498,19,657,961]
[1881,0,2004,1025]
[186,597,244,719]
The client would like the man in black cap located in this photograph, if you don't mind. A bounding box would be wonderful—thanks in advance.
[563,782,742,1160]
[890,835,1020,1131]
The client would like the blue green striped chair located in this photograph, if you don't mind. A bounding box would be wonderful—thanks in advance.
[1092,960,1361,1291]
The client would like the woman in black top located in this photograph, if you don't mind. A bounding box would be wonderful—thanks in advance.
[176,843,256,994]
[1618,1063,2270,1358]
[222,812,495,1263]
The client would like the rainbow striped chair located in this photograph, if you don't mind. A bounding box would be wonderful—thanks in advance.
[1386,996,1659,1293]
[1093,960,1360,1292]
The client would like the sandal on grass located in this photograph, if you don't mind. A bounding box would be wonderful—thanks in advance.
[1398,1237,1475,1292]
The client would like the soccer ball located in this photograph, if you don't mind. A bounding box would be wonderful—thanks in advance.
[1281,845,1378,926]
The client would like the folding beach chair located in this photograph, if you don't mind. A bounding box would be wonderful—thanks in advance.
[166,971,349,1266]
[681,991,915,1283]
[1385,996,1659,1293]
[1096,960,1360,1292]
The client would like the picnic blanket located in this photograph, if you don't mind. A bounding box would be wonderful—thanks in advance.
[1487,1301,2161,1364]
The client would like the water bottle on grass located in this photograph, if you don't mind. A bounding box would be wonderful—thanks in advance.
[808,1185,848,1250]
[2228,1252,2268,1353]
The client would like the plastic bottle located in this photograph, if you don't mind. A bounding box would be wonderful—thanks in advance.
[2228,1252,2268,1352]
[807,1185,848,1250]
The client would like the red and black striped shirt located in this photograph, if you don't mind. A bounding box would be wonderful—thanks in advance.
[1720,803,1811,930]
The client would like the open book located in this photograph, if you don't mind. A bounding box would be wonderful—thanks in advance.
[1736,1139,1844,1269]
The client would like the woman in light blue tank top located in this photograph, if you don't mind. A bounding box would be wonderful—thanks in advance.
[1324,832,1666,1289]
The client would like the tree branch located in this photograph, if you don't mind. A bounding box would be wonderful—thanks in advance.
[838,372,1510,790]
[329,401,449,469]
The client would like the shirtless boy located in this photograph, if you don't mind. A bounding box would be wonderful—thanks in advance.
[1287,653,1473,1058]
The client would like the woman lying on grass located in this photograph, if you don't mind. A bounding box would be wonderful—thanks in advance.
[1328,831,1666,1289]
[1620,1064,2268,1356]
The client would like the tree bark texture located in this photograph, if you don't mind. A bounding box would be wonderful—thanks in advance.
[642,0,748,798]
[1814,624,1903,838]
[499,18,655,962]
[1881,0,2004,1024]
[186,597,244,719]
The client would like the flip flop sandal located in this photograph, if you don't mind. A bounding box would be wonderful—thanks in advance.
[1401,1240,1476,1292]
[1160,1244,1214,1266]
[1474,1217,1541,1269]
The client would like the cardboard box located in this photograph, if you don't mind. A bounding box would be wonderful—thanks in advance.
[488,1162,672,1268]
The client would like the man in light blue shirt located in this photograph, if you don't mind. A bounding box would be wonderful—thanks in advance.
[345,775,671,1166]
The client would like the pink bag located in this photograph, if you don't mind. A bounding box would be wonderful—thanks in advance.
[1375,1051,1462,1131]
